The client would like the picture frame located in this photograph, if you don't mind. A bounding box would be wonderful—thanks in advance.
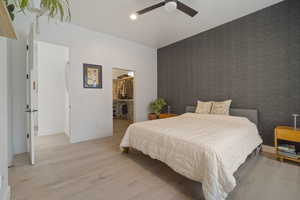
[83,63,102,89]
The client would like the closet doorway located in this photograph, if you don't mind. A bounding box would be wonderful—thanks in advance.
[112,68,135,136]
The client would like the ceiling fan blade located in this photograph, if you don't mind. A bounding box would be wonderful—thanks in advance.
[177,1,198,17]
[136,2,166,15]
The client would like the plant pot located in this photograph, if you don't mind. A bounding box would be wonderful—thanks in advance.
[148,113,158,120]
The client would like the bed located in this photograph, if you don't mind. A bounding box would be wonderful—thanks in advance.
[120,106,263,200]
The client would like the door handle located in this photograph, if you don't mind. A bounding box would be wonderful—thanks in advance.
[25,109,38,113]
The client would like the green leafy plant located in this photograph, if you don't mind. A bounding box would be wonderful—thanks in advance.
[149,98,167,117]
[4,0,15,21]
[4,0,71,22]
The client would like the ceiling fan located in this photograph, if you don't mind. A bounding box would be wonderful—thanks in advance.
[130,0,198,20]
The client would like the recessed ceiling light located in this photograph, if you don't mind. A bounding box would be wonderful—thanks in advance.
[130,13,138,20]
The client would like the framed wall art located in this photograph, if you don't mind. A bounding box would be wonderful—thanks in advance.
[83,63,102,89]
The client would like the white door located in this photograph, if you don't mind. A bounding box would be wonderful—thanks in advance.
[26,23,38,165]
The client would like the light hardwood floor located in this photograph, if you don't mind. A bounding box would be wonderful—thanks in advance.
[9,120,300,200]
[36,133,70,151]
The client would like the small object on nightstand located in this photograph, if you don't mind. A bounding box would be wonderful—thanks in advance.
[292,114,299,130]
[274,126,300,163]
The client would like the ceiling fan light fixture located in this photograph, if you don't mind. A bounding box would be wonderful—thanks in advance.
[130,13,138,20]
[132,1,197,19]
[165,1,177,12]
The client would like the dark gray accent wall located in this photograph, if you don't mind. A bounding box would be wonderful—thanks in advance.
[157,0,300,146]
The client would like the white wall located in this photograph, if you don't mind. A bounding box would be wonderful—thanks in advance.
[7,37,13,167]
[112,68,133,79]
[65,61,71,136]
[37,41,69,136]
[9,15,157,152]
[0,37,10,200]
[8,24,28,154]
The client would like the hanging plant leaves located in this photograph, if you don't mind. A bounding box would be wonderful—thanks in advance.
[7,3,15,11]
[39,0,71,22]
[4,0,15,21]
[19,0,29,10]
[5,0,71,22]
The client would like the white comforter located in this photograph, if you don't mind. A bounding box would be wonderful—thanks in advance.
[120,113,262,200]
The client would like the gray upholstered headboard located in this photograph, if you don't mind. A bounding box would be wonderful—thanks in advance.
[185,106,258,125]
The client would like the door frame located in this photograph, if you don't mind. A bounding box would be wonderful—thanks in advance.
[112,67,136,123]
[26,23,37,165]
[0,37,10,199]
[27,39,71,165]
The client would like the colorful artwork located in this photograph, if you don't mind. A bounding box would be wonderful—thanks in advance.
[83,64,102,88]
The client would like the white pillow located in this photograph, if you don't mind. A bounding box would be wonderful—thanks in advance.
[195,101,213,114]
[210,100,232,115]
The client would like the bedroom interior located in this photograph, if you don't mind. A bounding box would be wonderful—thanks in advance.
[1,0,300,200]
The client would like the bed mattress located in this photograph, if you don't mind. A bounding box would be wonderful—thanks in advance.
[120,113,262,200]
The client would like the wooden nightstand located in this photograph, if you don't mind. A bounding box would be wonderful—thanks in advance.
[159,113,178,119]
[275,126,300,163]
[148,113,178,120]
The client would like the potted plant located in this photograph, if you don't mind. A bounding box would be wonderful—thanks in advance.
[149,98,167,120]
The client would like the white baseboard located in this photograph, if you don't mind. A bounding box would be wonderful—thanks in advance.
[4,186,11,200]
[70,132,113,144]
[262,145,275,154]
[38,131,65,136]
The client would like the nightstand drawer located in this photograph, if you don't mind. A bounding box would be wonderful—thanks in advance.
[276,131,300,143]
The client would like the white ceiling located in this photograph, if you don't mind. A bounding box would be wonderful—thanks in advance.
[70,0,283,48]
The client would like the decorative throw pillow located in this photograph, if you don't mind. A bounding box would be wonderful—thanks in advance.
[195,101,213,114]
[210,100,232,115]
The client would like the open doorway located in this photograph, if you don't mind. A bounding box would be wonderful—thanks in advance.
[35,41,71,156]
[112,68,135,137]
